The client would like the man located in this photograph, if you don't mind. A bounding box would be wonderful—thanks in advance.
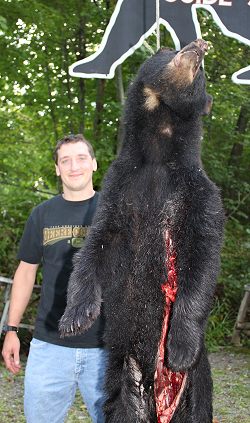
[2,134,107,423]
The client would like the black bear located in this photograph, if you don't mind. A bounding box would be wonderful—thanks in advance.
[60,39,225,423]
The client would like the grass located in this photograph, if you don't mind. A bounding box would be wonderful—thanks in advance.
[211,347,250,423]
[66,391,91,423]
[0,364,26,423]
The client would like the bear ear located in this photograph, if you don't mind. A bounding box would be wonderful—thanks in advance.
[202,94,213,115]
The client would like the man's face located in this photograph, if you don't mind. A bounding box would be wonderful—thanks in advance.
[55,141,97,193]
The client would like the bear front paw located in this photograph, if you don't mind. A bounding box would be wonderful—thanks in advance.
[166,326,202,371]
[59,302,100,337]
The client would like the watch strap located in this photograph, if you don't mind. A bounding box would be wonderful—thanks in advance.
[3,325,19,333]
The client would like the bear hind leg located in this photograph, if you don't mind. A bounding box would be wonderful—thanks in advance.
[172,350,213,423]
[104,354,155,422]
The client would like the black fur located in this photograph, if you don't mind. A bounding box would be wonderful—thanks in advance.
[60,40,224,422]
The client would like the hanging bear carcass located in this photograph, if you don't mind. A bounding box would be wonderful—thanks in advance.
[60,39,224,423]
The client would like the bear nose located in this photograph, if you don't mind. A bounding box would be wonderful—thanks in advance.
[195,39,208,52]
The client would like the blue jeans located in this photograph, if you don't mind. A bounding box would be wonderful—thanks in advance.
[24,338,108,423]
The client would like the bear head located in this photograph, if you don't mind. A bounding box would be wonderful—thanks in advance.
[121,39,213,166]
[129,39,212,120]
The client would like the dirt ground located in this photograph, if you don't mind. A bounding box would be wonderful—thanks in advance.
[0,346,249,423]
[209,348,250,423]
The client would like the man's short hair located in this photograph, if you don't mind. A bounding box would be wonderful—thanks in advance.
[53,134,95,164]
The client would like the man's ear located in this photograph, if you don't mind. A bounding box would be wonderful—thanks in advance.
[93,158,97,172]
[202,94,213,115]
[55,164,60,176]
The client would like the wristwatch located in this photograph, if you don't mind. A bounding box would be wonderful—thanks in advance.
[3,325,19,333]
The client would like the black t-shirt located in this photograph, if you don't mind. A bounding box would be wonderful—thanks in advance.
[17,193,104,348]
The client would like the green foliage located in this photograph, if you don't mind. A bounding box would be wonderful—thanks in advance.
[196,11,250,347]
[0,3,249,346]
[206,300,233,350]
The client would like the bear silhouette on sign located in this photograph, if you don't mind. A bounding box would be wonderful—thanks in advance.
[70,0,250,84]
[60,39,225,422]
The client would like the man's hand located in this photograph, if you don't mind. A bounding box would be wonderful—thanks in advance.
[2,331,21,374]
[1,260,38,374]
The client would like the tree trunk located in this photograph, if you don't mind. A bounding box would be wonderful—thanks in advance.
[93,79,106,142]
[76,16,86,134]
[62,39,73,133]
[44,47,58,142]
[229,103,250,166]
[116,64,125,153]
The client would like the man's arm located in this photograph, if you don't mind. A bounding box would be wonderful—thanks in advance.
[2,261,39,374]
